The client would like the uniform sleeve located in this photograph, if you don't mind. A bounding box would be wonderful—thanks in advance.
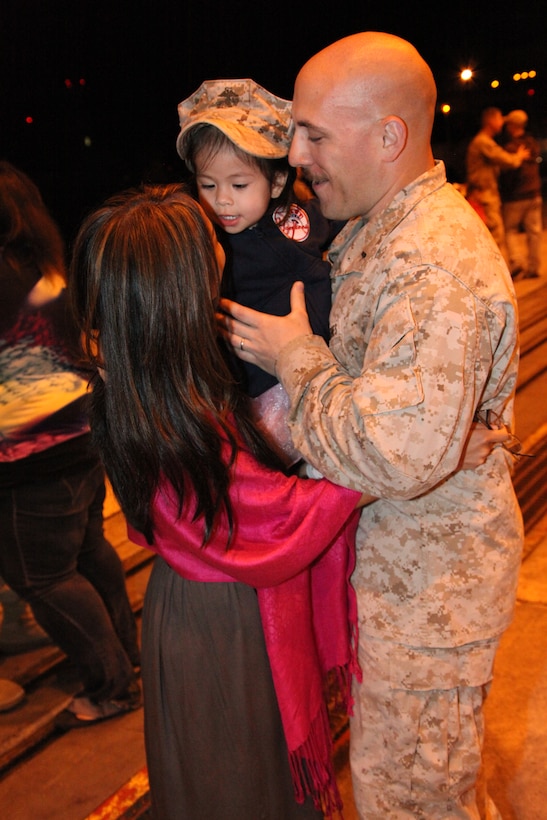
[478,139,524,171]
[276,269,500,499]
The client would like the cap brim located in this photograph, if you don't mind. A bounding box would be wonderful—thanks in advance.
[176,115,290,161]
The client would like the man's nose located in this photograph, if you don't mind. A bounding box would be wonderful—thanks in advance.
[289,131,311,167]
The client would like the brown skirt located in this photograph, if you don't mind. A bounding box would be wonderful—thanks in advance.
[141,556,323,820]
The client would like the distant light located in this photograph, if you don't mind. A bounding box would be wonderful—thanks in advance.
[513,73,521,81]
[79,78,86,86]
[441,103,451,114]
[521,71,529,80]
[64,78,73,89]
[529,70,537,78]
[460,69,473,82]
[25,116,33,124]
[527,88,536,97]
[491,80,500,89]
[84,136,92,147]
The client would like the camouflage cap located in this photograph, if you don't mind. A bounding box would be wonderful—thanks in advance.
[176,79,293,161]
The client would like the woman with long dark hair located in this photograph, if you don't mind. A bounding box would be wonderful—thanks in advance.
[69,182,368,819]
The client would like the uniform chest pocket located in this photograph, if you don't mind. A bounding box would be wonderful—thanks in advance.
[354,294,423,416]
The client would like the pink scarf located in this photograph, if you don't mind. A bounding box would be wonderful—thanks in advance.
[257,509,361,816]
[129,444,361,816]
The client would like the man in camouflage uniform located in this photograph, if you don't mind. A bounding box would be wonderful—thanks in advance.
[466,106,529,265]
[220,32,524,819]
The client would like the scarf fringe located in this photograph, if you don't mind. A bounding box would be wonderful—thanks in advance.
[289,664,357,820]
[288,597,363,818]
[329,608,363,720]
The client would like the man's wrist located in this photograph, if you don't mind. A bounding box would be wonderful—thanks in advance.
[275,333,327,384]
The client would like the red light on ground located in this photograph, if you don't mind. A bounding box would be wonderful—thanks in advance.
[25,116,33,124]
[527,88,535,96]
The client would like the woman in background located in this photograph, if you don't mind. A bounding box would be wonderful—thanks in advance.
[0,161,141,727]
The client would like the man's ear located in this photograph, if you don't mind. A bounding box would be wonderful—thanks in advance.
[382,116,407,161]
[271,171,289,199]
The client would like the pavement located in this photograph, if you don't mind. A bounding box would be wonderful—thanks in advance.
[482,516,547,820]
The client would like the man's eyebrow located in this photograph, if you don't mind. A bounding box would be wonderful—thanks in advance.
[295,119,322,131]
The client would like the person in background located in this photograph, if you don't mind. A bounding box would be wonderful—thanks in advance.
[499,109,543,280]
[68,182,375,819]
[466,106,529,264]
[176,78,341,464]
[0,160,141,728]
[0,576,52,653]
[219,32,524,818]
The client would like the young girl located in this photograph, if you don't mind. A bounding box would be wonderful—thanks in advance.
[176,79,343,464]
[69,183,369,819]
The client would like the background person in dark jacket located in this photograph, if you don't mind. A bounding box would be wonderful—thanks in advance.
[499,109,543,279]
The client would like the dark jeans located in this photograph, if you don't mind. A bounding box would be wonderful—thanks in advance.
[0,448,140,702]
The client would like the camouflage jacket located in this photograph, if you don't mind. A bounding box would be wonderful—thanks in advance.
[277,161,524,659]
[466,131,523,194]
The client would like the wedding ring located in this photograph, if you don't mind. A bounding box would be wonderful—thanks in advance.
[239,338,246,351]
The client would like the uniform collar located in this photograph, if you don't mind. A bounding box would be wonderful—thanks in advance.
[328,161,447,275]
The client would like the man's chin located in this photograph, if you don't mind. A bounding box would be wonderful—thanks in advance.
[315,193,337,219]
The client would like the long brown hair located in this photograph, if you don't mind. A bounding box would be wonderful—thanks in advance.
[69,183,281,545]
[0,161,67,332]
[0,160,66,282]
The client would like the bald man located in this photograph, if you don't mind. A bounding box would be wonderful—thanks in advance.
[220,33,523,818]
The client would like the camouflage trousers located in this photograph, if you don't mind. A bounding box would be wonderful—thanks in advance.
[349,634,502,819]
[474,190,509,265]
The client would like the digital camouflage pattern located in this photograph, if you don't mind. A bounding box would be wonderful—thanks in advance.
[176,78,293,161]
[276,160,523,816]
[349,634,500,818]
[277,161,523,651]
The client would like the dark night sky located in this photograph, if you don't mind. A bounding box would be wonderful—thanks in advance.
[1,0,546,238]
